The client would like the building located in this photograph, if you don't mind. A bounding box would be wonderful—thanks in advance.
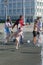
[34,0,43,21]
[0,0,43,22]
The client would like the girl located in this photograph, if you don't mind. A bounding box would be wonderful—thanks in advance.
[33,20,38,45]
[4,19,12,43]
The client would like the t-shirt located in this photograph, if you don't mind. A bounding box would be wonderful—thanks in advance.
[37,21,42,31]
[13,19,24,29]
[19,19,24,27]
[13,19,19,27]
[4,22,11,33]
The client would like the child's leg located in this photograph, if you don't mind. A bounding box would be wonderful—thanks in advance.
[6,34,10,43]
[33,37,37,44]
[4,33,9,43]
[16,35,21,49]
[33,31,37,44]
[16,39,19,49]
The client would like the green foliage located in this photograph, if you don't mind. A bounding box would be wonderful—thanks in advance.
[0,19,16,23]
[0,20,5,23]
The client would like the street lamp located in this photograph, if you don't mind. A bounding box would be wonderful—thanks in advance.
[4,0,8,20]
[23,0,25,24]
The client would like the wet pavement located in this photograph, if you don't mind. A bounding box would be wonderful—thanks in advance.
[0,23,43,65]
[0,47,41,65]
[0,32,43,65]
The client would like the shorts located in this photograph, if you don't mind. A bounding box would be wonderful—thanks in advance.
[16,36,20,43]
[4,29,11,38]
[33,31,37,37]
[37,31,40,38]
[37,32,40,36]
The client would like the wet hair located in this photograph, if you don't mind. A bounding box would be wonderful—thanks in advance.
[7,19,9,22]
[34,19,38,24]
[19,15,23,19]
[37,17,41,20]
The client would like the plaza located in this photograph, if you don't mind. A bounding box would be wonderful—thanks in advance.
[0,23,43,65]
[0,0,43,65]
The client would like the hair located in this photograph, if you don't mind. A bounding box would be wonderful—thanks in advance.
[19,15,23,19]
[37,17,41,20]
[7,19,9,22]
[34,19,38,24]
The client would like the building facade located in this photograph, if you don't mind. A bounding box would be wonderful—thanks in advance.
[34,0,43,20]
[0,0,43,22]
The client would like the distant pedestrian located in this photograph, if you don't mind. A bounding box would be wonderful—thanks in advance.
[27,18,30,25]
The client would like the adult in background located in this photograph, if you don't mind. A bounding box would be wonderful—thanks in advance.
[27,18,30,25]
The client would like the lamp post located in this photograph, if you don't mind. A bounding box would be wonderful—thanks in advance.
[23,0,25,24]
[4,0,8,20]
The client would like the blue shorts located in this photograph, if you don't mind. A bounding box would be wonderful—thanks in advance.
[4,28,10,35]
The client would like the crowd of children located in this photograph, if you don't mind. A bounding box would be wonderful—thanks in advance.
[4,16,42,49]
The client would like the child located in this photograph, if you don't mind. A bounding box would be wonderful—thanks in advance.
[4,19,12,43]
[33,20,38,45]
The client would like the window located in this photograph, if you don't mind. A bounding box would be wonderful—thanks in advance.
[42,9,43,12]
[9,3,12,9]
[40,2,41,6]
[17,2,22,8]
[1,4,4,10]
[25,0,31,2]
[37,8,41,12]
[37,8,39,12]
[37,2,39,6]
[13,3,16,8]
[25,9,31,14]
[13,0,16,2]
[42,2,43,6]
[13,9,16,15]
[9,0,12,2]
[9,9,12,15]
[17,9,22,15]
[17,0,22,2]
[31,8,34,14]
[39,9,41,12]
[31,1,35,7]
[1,0,4,3]
[1,10,4,15]
[25,2,31,8]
